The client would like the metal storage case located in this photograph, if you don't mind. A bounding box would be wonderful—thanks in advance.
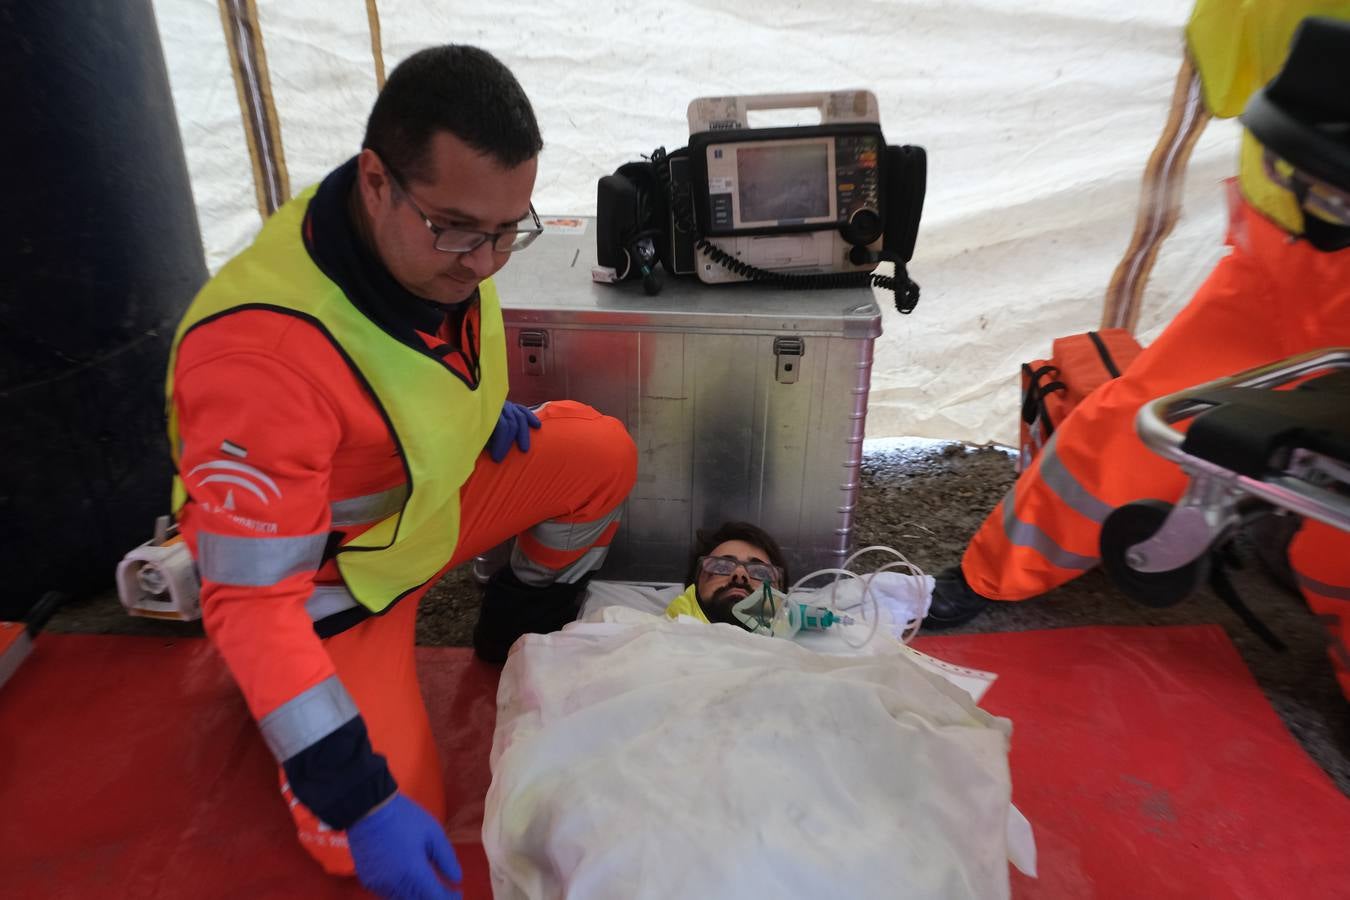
[490,219,883,584]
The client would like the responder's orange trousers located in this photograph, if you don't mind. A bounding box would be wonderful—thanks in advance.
[962,196,1350,698]
[286,400,637,874]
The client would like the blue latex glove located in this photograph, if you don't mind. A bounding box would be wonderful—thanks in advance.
[348,794,462,900]
[485,401,541,463]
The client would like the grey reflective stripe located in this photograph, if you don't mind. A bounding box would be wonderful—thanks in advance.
[1298,573,1350,601]
[198,531,328,587]
[306,584,361,621]
[1000,486,1098,572]
[257,675,359,763]
[511,543,610,587]
[527,506,624,552]
[330,484,408,526]
[1038,436,1114,525]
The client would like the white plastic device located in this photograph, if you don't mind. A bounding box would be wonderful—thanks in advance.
[115,516,202,621]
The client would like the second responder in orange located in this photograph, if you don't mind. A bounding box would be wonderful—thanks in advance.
[924,11,1350,702]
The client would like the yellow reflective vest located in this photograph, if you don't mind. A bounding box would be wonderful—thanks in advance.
[167,185,507,613]
[1187,0,1350,234]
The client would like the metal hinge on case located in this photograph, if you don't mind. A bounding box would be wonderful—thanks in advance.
[519,331,549,376]
[774,337,804,384]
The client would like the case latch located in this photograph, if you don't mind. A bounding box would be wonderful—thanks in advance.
[519,331,549,376]
[774,337,805,384]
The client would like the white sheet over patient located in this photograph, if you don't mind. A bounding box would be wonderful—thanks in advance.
[484,612,1026,899]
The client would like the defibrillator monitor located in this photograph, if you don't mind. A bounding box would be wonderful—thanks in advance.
[594,88,925,302]
[674,91,896,283]
[697,130,883,237]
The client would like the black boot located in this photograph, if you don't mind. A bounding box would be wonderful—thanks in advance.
[923,566,992,630]
[472,567,590,664]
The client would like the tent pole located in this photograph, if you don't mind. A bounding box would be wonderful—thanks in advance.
[217,0,291,219]
[1101,55,1211,335]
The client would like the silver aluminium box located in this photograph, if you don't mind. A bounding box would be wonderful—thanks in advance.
[489,219,883,585]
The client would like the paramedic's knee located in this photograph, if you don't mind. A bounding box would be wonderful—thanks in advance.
[536,400,638,506]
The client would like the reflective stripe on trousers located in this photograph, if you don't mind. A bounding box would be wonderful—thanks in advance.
[993,436,1107,574]
[511,505,625,586]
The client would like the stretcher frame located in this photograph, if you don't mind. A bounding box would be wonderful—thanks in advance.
[1114,347,1350,583]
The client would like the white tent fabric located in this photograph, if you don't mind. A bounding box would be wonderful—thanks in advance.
[152,0,1239,445]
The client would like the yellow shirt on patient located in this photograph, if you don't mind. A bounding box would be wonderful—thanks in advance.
[663,585,710,623]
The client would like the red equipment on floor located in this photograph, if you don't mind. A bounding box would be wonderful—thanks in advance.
[2,626,1346,899]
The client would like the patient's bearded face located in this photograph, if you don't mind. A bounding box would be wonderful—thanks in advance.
[697,539,776,625]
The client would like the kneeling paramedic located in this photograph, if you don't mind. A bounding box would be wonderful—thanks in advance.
[168,46,636,897]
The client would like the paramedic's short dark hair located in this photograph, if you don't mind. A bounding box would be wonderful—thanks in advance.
[363,45,543,181]
[686,521,790,589]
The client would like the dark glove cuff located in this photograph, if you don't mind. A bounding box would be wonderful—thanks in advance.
[281,715,398,830]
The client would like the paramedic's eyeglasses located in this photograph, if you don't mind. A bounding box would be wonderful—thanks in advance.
[385,163,543,253]
[697,555,782,585]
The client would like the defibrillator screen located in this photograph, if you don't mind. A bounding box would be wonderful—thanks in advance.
[735,142,831,223]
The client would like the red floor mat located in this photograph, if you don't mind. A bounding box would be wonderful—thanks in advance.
[1,625,1345,898]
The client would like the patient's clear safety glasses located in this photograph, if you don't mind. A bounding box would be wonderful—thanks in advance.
[697,555,783,585]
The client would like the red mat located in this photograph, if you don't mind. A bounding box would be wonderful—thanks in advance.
[1,626,1346,898]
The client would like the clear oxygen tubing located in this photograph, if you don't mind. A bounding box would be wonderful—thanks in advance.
[786,546,929,649]
[846,545,929,645]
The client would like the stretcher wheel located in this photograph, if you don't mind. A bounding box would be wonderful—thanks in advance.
[1100,500,1210,608]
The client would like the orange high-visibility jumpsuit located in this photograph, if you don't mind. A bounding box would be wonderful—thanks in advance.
[962,2,1350,698]
[173,159,637,874]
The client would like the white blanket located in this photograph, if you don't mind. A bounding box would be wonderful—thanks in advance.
[484,612,1029,899]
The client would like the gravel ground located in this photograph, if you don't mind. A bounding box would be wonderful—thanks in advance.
[46,440,1349,794]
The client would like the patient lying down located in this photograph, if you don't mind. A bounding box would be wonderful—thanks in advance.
[584,521,934,652]
[483,522,1035,900]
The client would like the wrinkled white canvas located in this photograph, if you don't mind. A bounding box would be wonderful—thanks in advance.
[152,0,1235,445]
